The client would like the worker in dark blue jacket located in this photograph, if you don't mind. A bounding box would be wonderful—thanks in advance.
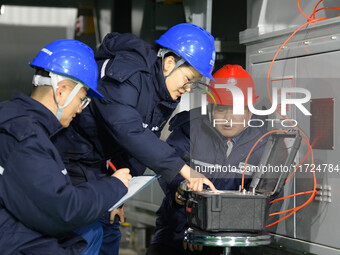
[0,40,131,255]
[53,23,217,254]
[147,65,269,255]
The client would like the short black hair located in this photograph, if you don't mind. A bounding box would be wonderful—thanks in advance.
[154,45,190,67]
[34,67,50,77]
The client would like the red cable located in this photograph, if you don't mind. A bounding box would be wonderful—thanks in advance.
[297,0,313,21]
[261,2,325,224]
[310,0,324,19]
[311,6,340,17]
[265,144,316,228]
[269,208,295,216]
[265,18,326,108]
[270,190,314,204]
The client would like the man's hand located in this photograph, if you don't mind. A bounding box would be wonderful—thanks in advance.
[183,241,203,252]
[110,205,125,224]
[112,168,132,187]
[179,165,216,192]
[175,186,186,205]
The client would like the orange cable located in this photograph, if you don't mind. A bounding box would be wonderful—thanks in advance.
[269,208,295,216]
[265,18,325,107]
[241,0,338,227]
[245,0,330,227]
[270,190,314,204]
[311,7,340,17]
[297,0,314,21]
[311,0,324,19]
[265,145,316,228]
[262,0,340,227]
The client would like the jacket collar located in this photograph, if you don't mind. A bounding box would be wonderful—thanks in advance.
[96,32,178,105]
[153,59,180,104]
[11,92,63,138]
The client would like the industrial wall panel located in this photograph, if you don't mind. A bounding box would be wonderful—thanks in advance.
[0,25,69,101]
[247,37,340,252]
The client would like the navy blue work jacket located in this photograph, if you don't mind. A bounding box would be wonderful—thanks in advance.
[0,93,127,254]
[54,32,186,185]
[152,108,269,252]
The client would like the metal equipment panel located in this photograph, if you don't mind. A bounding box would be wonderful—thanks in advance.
[242,17,340,253]
[294,51,340,250]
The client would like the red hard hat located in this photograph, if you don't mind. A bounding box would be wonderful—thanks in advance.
[207,64,258,106]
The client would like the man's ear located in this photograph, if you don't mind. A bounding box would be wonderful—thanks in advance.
[163,56,176,76]
[55,82,68,107]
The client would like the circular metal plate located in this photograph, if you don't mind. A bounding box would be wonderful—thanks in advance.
[184,228,272,247]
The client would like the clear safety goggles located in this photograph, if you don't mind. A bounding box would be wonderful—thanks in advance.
[182,80,210,91]
[80,96,91,110]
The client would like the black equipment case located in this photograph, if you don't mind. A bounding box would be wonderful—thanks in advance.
[185,130,302,232]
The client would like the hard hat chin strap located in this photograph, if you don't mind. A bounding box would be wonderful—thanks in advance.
[50,72,85,120]
[32,72,86,121]
[158,48,186,79]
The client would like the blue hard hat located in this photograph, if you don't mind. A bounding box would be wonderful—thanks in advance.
[156,23,216,81]
[29,39,103,98]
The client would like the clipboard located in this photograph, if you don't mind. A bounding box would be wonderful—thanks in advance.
[108,175,160,212]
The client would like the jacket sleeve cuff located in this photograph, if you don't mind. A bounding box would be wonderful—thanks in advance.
[162,159,186,184]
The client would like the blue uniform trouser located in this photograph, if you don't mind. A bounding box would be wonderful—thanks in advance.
[74,221,103,255]
[98,212,121,255]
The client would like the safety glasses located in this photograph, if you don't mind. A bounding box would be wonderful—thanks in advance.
[182,80,210,91]
[80,96,91,110]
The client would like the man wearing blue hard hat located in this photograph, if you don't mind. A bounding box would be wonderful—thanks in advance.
[53,23,217,254]
[0,39,131,255]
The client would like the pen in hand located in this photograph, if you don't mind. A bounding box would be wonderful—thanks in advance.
[109,161,131,187]
[108,161,117,172]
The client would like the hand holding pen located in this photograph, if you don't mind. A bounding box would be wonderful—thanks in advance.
[109,161,132,188]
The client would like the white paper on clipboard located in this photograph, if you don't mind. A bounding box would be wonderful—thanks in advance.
[108,175,160,212]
